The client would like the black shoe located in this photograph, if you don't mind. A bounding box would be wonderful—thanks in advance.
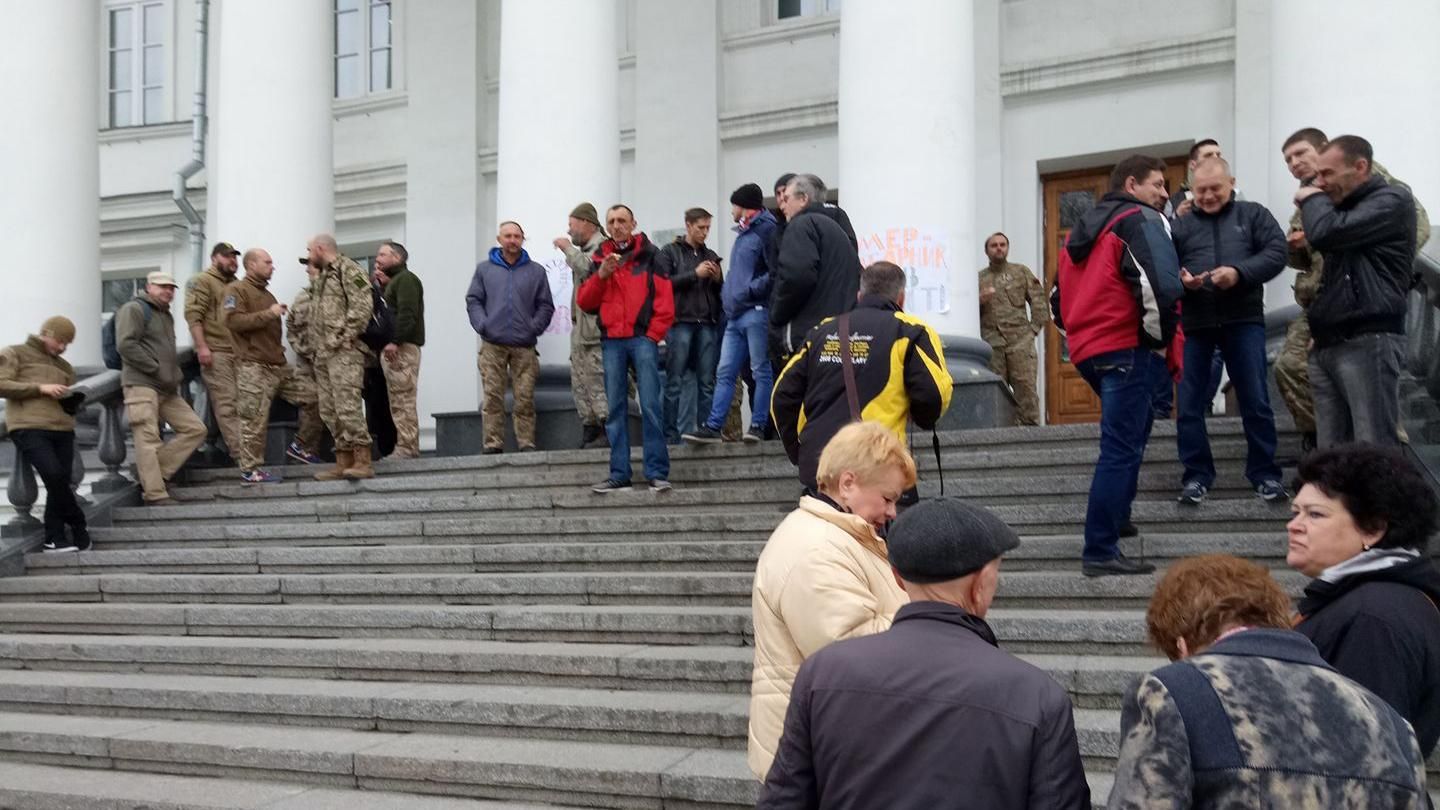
[649,479,673,493]
[1119,522,1139,538]
[482,447,503,455]
[1082,555,1156,578]
[682,426,723,445]
[591,478,631,493]
[1256,479,1288,503]
[519,446,538,453]
[71,527,92,552]
[580,424,604,448]
[41,539,78,554]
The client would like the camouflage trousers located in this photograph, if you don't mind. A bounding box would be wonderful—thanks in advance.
[235,360,317,472]
[293,360,326,453]
[479,342,539,450]
[382,343,421,457]
[988,338,1041,426]
[201,350,243,458]
[1274,311,1315,434]
[571,338,607,427]
[314,345,371,451]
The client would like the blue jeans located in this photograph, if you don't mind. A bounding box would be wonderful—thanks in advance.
[1077,348,1165,562]
[663,322,720,443]
[1153,347,1221,419]
[602,337,669,483]
[706,307,774,432]
[1176,324,1280,488]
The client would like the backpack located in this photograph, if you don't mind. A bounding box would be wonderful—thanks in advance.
[361,282,395,353]
[101,300,153,370]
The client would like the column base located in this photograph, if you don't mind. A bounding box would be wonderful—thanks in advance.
[934,335,1017,431]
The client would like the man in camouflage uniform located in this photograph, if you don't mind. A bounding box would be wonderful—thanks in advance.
[306,233,375,480]
[978,232,1050,425]
[184,241,244,459]
[1275,128,1431,449]
[224,249,317,483]
[284,260,326,463]
[554,202,609,448]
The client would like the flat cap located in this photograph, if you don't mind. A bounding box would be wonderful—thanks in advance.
[887,497,1021,584]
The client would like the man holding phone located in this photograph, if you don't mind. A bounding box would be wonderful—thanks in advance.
[655,208,723,444]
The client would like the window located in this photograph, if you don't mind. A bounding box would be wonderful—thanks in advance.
[334,0,392,99]
[101,276,147,315]
[778,0,841,20]
[107,1,167,127]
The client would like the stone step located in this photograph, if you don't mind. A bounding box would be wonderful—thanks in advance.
[0,635,753,692]
[0,603,757,645]
[0,761,565,810]
[0,670,751,749]
[105,490,1291,536]
[27,532,1292,576]
[0,567,1306,609]
[0,711,758,807]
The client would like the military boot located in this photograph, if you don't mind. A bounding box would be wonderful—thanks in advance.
[315,450,353,481]
[342,445,376,480]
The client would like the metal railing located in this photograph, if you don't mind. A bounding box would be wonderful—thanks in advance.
[1404,245,1440,479]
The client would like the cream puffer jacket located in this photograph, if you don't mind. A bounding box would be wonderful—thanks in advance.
[747,495,907,780]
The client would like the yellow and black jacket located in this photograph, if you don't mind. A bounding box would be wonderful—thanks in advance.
[771,295,953,490]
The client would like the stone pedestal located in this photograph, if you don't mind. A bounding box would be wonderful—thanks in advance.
[935,335,1016,431]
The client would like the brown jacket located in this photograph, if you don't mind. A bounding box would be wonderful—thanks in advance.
[184,265,237,353]
[0,337,77,432]
[225,274,287,366]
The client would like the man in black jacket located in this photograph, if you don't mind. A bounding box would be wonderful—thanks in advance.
[758,498,1090,810]
[655,208,723,444]
[1171,158,1288,506]
[771,174,863,360]
[1296,135,1418,448]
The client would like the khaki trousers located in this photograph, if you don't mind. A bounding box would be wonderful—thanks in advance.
[201,351,243,457]
[479,342,539,450]
[123,385,207,502]
[382,344,422,457]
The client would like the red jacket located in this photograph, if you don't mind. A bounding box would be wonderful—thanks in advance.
[576,232,675,343]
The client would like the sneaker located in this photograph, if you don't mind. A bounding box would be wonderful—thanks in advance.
[41,539,78,553]
[649,479,673,493]
[1119,522,1140,538]
[1082,554,1157,578]
[482,447,503,455]
[71,527,92,552]
[682,426,723,445]
[742,428,764,445]
[285,441,323,465]
[1177,481,1208,506]
[1256,479,1289,503]
[591,479,631,493]
[240,469,280,485]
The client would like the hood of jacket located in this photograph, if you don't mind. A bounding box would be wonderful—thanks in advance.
[488,247,532,269]
[1298,554,1440,618]
[1065,192,1150,264]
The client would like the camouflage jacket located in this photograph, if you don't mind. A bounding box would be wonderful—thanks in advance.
[285,286,314,363]
[978,261,1048,348]
[1108,628,1425,809]
[563,232,606,346]
[1287,162,1431,309]
[310,255,373,354]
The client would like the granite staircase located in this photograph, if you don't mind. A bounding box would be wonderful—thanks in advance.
[0,421,1306,808]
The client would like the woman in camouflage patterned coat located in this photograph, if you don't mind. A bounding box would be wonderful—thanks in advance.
[1108,555,1426,809]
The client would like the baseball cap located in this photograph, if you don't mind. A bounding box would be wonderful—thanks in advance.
[147,271,179,287]
[211,242,240,258]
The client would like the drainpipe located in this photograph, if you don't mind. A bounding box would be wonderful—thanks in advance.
[173,0,209,276]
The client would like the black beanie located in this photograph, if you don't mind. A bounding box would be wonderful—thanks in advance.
[730,183,764,211]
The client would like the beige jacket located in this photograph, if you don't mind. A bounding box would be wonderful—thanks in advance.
[747,495,907,780]
[0,337,77,432]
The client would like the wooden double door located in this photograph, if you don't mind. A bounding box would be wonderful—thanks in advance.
[1041,160,1188,424]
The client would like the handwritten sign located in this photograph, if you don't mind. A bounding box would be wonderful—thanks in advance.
[541,250,574,336]
[857,226,951,315]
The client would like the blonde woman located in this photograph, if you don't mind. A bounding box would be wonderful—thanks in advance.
[748,420,915,780]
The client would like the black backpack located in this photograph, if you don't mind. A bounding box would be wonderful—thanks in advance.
[361,282,396,353]
[101,301,153,370]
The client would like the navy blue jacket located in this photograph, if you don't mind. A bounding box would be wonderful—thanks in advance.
[724,209,777,319]
[465,247,556,347]
[1170,196,1287,331]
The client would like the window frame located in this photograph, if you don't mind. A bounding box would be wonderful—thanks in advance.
[102,0,171,129]
[334,0,396,100]
[775,0,841,23]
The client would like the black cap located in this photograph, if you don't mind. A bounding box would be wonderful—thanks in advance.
[730,183,764,211]
[774,172,797,193]
[887,498,1021,584]
[211,242,240,258]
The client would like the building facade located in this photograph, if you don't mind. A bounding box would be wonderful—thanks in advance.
[4,0,1436,439]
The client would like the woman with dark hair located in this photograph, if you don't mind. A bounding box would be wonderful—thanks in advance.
[1289,443,1440,756]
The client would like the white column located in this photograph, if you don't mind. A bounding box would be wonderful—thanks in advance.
[0,4,101,365]
[838,0,977,338]
[496,0,620,364]
[1268,0,1440,246]
[210,0,334,310]
[634,0,720,237]
[405,0,480,436]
